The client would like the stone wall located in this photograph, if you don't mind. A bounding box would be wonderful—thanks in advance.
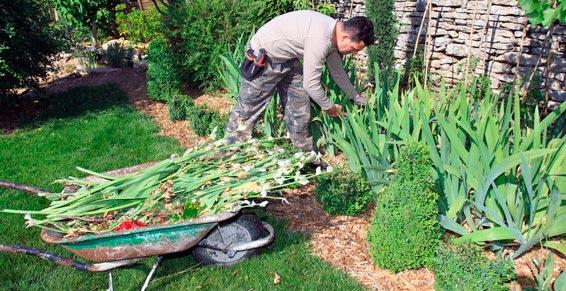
[333,0,565,101]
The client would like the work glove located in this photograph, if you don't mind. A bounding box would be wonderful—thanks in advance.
[351,94,368,106]
[324,104,345,118]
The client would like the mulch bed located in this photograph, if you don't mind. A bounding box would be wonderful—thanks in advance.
[6,66,564,290]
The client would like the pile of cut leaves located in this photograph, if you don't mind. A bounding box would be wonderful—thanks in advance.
[3,138,323,237]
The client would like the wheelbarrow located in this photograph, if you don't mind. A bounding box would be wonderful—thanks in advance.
[0,164,276,290]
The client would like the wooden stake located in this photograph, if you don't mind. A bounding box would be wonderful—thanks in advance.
[412,1,430,59]
[463,0,480,87]
[515,18,529,97]
[478,0,493,59]
[349,0,354,17]
[423,0,433,85]
[543,26,555,115]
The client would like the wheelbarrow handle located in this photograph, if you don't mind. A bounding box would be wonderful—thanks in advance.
[0,244,140,272]
[0,179,49,195]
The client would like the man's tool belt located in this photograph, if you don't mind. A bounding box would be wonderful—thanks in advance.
[240,48,268,82]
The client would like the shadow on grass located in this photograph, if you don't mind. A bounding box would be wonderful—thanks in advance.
[3,84,129,133]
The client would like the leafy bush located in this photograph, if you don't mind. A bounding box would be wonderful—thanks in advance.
[52,0,122,45]
[166,92,226,137]
[104,43,134,68]
[315,165,373,215]
[50,18,92,52]
[167,94,194,121]
[433,242,515,291]
[519,0,566,26]
[115,5,163,43]
[0,0,59,96]
[367,143,441,272]
[187,105,227,138]
[172,0,295,90]
[147,38,181,101]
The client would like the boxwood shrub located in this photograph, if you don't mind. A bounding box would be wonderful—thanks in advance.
[167,94,193,121]
[187,104,227,138]
[367,142,441,272]
[147,37,181,101]
[432,242,516,291]
[315,165,373,216]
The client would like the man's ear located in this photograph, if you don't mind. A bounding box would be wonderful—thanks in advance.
[341,33,352,41]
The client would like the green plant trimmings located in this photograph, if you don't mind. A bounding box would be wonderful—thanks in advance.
[315,165,373,216]
[367,143,441,272]
[432,242,516,291]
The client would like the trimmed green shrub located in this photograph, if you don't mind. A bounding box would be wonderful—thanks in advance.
[433,242,515,291]
[367,142,441,272]
[1,0,59,97]
[147,37,181,101]
[115,5,163,43]
[167,94,193,121]
[315,165,373,215]
[187,104,227,138]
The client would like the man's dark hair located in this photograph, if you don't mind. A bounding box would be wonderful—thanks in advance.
[343,16,375,46]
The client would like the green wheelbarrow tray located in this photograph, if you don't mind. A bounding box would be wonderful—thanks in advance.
[40,211,239,262]
[37,161,276,263]
[0,161,276,290]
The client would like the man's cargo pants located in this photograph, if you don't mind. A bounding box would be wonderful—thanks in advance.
[224,59,314,152]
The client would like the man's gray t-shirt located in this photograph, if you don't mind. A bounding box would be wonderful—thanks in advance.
[249,10,359,110]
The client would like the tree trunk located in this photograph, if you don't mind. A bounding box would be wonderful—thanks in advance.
[91,21,98,48]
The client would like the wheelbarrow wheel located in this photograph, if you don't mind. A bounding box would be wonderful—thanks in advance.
[192,214,268,266]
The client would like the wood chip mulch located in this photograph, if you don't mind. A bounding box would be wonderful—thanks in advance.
[267,186,435,290]
[12,67,563,290]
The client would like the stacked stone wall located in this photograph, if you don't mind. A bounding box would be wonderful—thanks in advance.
[332,0,565,101]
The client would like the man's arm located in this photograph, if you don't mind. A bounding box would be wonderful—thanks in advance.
[302,38,333,110]
[326,51,366,105]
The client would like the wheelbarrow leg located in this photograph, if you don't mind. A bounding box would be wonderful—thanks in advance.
[107,271,113,291]
[140,256,164,291]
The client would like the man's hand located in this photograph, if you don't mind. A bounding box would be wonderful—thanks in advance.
[324,104,345,117]
[352,94,368,106]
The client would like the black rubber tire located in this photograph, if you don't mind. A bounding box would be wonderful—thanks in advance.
[191,214,269,266]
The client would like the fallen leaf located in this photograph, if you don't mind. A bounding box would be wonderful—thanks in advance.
[273,272,281,285]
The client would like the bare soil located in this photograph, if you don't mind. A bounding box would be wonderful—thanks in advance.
[5,67,564,290]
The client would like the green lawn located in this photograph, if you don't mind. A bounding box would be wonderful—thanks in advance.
[0,84,364,290]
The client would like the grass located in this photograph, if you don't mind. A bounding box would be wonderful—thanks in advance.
[0,84,364,290]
